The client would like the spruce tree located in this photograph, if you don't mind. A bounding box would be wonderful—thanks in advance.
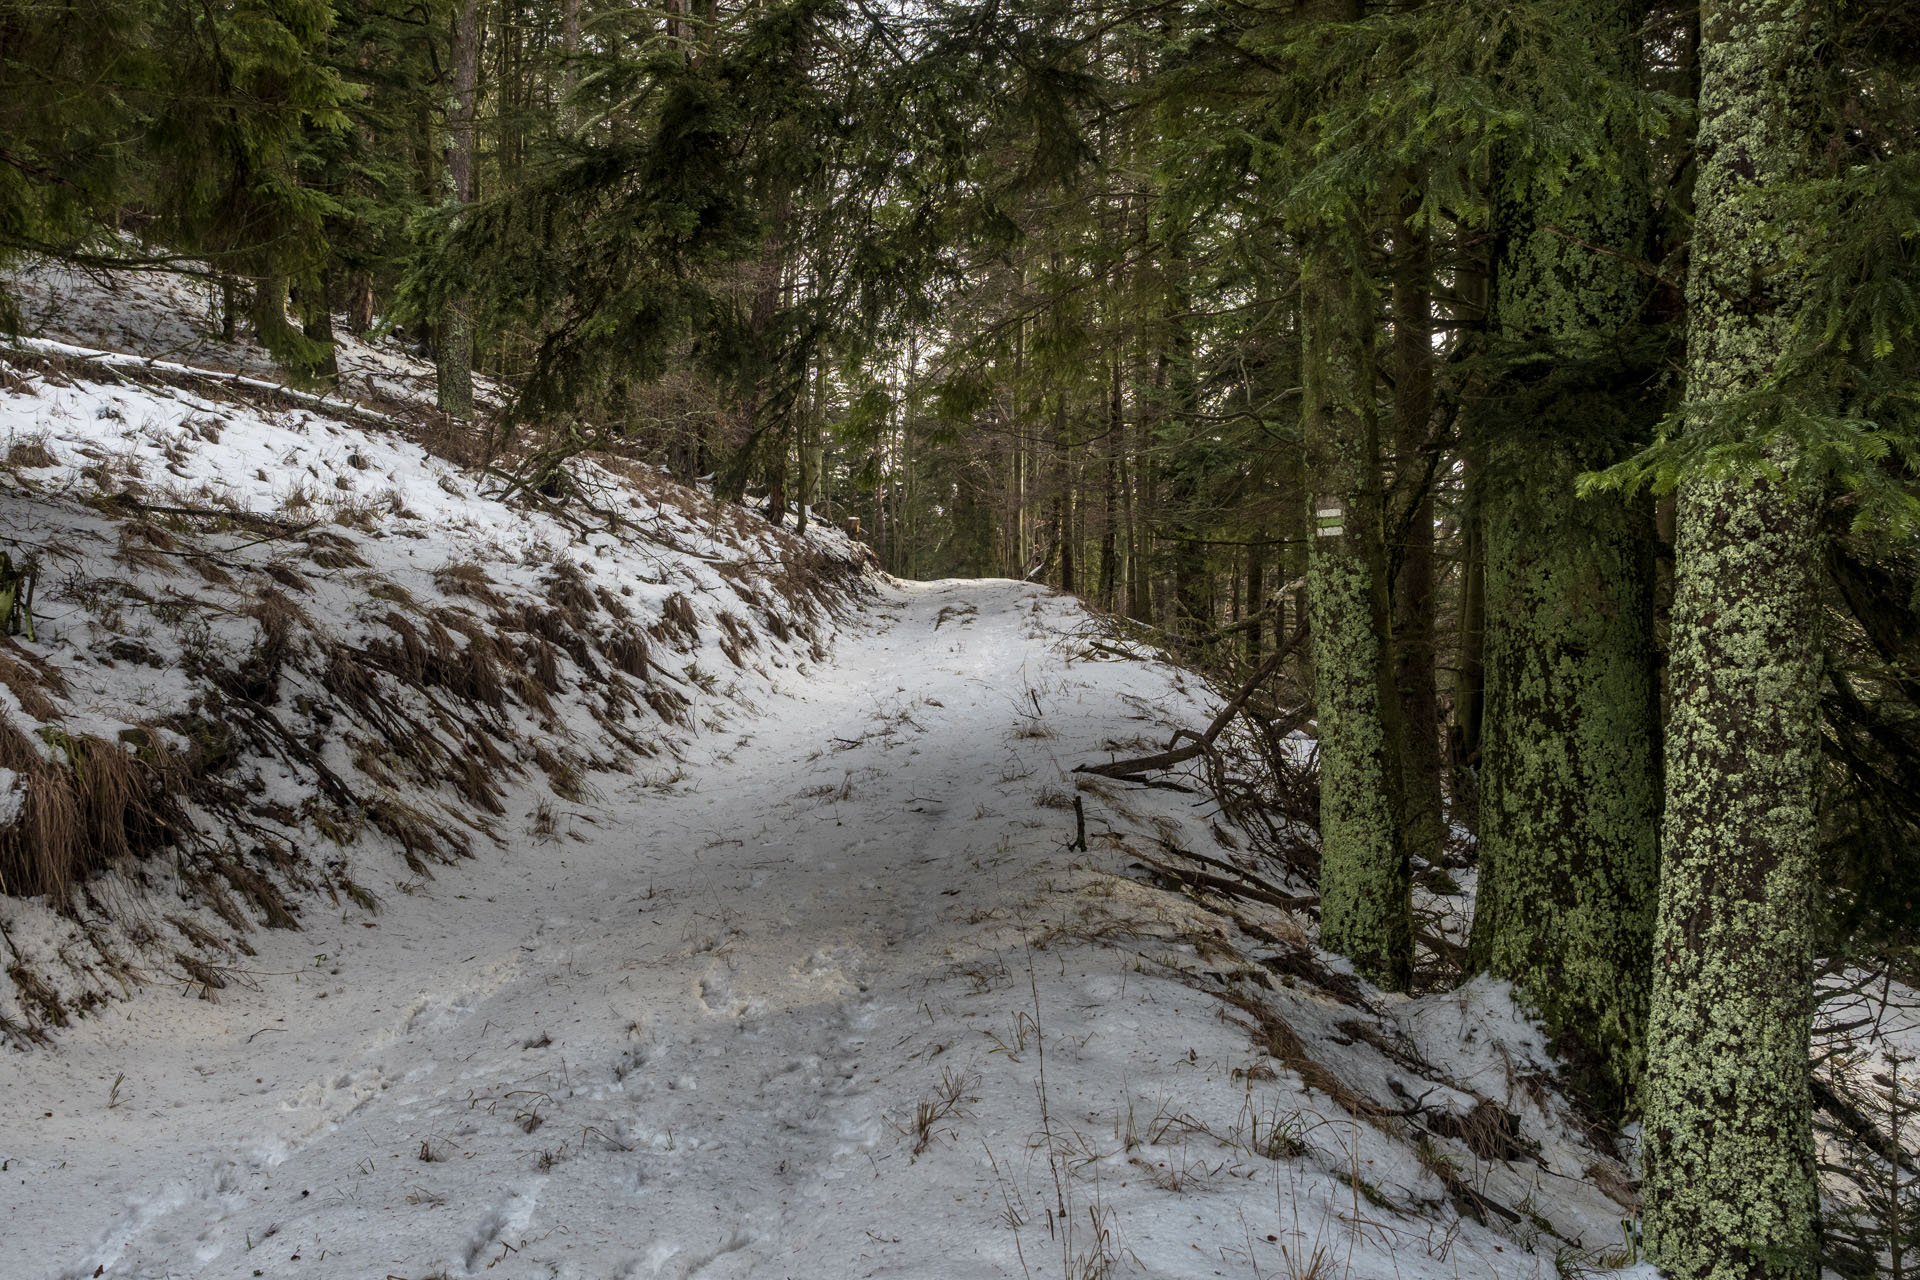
[1638,0,1828,1273]
[1466,0,1662,1118]
[437,0,480,421]
[1295,0,1411,992]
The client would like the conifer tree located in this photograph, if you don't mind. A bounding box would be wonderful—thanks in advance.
[1294,0,1411,991]
[1466,0,1662,1118]
[1638,0,1828,1272]
[144,0,353,381]
[437,0,481,421]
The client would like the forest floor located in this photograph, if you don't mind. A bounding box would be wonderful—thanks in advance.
[0,259,1660,1280]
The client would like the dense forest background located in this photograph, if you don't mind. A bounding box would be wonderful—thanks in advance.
[6,0,1920,1276]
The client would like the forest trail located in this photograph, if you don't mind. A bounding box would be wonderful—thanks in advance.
[3,577,1620,1280]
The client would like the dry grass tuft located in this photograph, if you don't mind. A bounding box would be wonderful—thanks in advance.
[601,627,651,680]
[7,436,56,468]
[541,561,598,619]
[655,592,700,648]
[263,562,312,594]
[9,962,69,1026]
[893,1068,979,1155]
[113,521,180,574]
[0,645,64,720]
[435,560,504,608]
[0,715,193,908]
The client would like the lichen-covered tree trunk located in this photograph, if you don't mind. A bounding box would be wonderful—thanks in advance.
[1640,1,1826,1275]
[250,273,297,360]
[1301,222,1410,991]
[1470,440,1659,1111]
[1467,0,1662,1118]
[437,298,475,421]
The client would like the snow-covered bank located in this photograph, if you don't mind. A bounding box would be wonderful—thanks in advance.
[0,331,871,1041]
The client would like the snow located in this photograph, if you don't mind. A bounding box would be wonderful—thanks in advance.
[5,255,506,415]
[1,580,1645,1280]
[0,258,1657,1279]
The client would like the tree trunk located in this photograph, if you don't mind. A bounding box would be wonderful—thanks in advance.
[1387,188,1443,869]
[1100,359,1120,608]
[298,275,339,384]
[1466,0,1662,1119]
[560,0,581,130]
[1641,1,1826,1274]
[346,272,375,336]
[250,274,296,360]
[219,275,239,343]
[1300,215,1410,991]
[1245,536,1266,661]
[1164,298,1211,638]
[438,0,480,422]
[1054,396,1075,594]
[1127,351,1155,623]
[1450,445,1486,829]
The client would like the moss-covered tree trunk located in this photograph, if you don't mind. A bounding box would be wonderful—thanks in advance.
[298,274,339,385]
[1301,217,1410,990]
[1466,0,1662,1118]
[1640,1,1826,1275]
[250,273,297,361]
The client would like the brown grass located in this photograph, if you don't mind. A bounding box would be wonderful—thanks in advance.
[655,592,700,648]
[7,438,56,469]
[0,714,191,907]
[541,562,597,619]
[113,521,181,574]
[435,561,504,608]
[0,645,64,720]
[601,627,651,680]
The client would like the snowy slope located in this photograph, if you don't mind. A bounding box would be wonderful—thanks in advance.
[6,256,503,416]
[0,327,871,1040]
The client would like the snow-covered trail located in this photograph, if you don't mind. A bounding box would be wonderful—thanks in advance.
[7,578,1587,1280]
[1,579,1181,1280]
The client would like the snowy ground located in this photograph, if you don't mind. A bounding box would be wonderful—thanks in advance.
[5,256,503,415]
[3,578,1650,1280]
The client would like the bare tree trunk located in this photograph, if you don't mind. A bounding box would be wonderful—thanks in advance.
[346,272,375,336]
[1100,357,1121,608]
[1386,193,1442,869]
[560,0,581,129]
[438,0,480,422]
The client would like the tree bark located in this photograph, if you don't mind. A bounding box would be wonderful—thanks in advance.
[1387,188,1443,869]
[346,272,375,336]
[437,0,480,422]
[1300,213,1410,991]
[1641,1,1826,1274]
[1466,0,1662,1119]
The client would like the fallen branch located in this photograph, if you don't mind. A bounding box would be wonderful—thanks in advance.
[1151,839,1317,910]
[1076,617,1305,781]
[103,496,314,536]
[1132,853,1317,914]
[4,338,409,434]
